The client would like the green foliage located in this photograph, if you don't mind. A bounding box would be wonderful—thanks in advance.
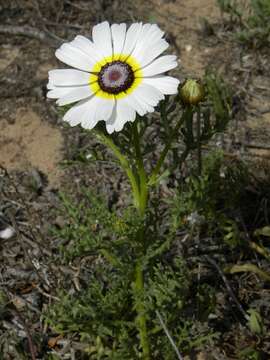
[146,258,189,312]
[171,150,248,248]
[146,258,218,358]
[247,308,264,335]
[46,190,218,358]
[47,269,138,358]
[56,189,142,265]
[46,355,61,360]
[180,70,232,157]
[254,226,270,237]
[203,69,232,134]
[217,0,242,18]
[151,320,219,359]
[196,284,217,321]
[217,0,270,47]
[238,346,262,360]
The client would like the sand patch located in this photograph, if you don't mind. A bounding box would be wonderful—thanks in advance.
[0,108,64,186]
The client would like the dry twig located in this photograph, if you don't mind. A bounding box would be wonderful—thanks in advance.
[0,25,61,47]
[156,310,183,360]
[204,255,249,321]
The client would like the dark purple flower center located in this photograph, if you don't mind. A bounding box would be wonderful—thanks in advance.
[98,61,134,94]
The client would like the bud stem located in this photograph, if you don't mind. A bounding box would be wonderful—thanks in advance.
[196,106,202,175]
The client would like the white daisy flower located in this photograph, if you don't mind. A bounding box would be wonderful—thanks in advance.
[47,21,180,134]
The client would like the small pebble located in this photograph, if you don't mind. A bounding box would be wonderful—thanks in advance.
[0,226,15,240]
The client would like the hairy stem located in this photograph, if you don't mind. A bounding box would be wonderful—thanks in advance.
[132,122,148,215]
[135,262,151,359]
[196,106,202,175]
[93,130,141,209]
[132,121,151,358]
[94,122,151,358]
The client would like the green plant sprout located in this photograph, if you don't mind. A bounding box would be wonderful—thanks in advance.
[217,0,270,47]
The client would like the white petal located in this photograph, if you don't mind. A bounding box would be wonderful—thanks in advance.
[137,23,152,42]
[71,35,104,63]
[94,97,115,123]
[63,99,88,126]
[63,97,97,128]
[47,87,72,98]
[133,83,164,107]
[63,96,114,129]
[106,99,136,133]
[105,105,117,134]
[121,23,142,56]
[47,82,54,90]
[141,55,178,77]
[125,93,149,116]
[56,43,94,71]
[131,24,165,63]
[49,69,90,87]
[144,24,164,43]
[132,23,152,58]
[139,39,169,68]
[81,97,101,129]
[130,91,155,113]
[143,76,180,95]
[92,21,112,58]
[111,23,126,56]
[56,85,93,106]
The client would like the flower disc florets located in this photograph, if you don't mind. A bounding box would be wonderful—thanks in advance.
[98,61,135,94]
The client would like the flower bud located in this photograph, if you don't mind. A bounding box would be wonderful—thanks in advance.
[180,79,204,106]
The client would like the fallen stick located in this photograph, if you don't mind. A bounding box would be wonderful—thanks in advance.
[0,25,61,47]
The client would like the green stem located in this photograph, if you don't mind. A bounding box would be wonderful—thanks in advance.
[94,124,150,357]
[132,122,148,216]
[196,106,202,175]
[135,262,151,359]
[93,130,141,209]
[148,108,191,186]
[132,121,150,359]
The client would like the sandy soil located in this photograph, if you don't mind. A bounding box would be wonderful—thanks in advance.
[0,108,63,185]
[148,0,221,76]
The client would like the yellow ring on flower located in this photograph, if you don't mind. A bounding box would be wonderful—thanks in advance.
[89,53,143,100]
